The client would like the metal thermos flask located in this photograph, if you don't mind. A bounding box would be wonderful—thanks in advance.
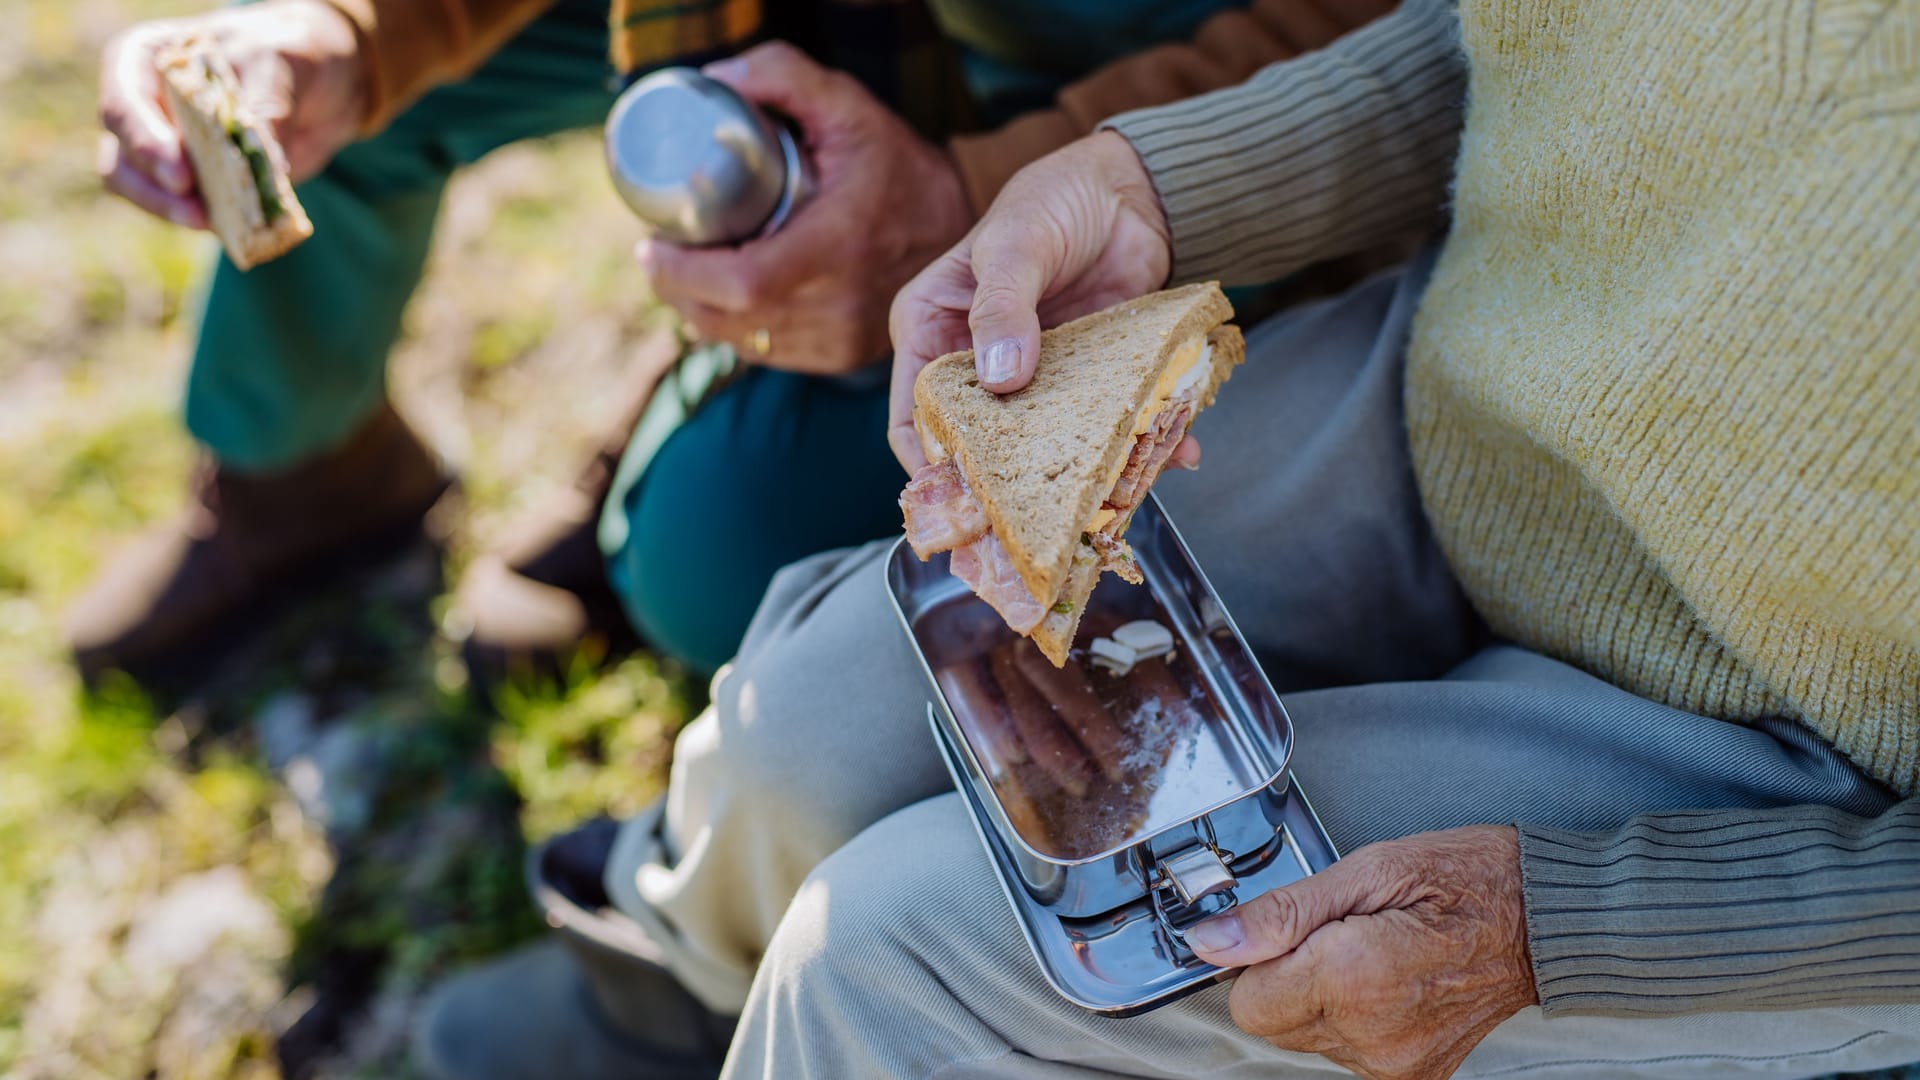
[604,68,812,247]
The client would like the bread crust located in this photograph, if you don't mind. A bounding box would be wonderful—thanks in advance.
[1026,323,1244,665]
[159,38,312,270]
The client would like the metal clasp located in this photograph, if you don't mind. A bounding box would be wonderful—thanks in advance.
[1144,817,1239,957]
[1160,845,1237,905]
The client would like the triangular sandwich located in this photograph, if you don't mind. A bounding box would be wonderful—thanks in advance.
[901,283,1242,665]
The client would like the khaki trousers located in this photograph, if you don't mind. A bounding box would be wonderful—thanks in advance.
[605,249,1920,1076]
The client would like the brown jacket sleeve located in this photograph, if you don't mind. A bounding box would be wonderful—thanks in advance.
[945,0,1399,213]
[322,0,560,133]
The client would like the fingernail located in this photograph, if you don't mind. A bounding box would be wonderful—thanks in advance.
[702,58,748,83]
[979,339,1020,384]
[1187,914,1242,954]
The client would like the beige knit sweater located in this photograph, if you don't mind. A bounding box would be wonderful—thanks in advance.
[1110,0,1919,1017]
[1412,0,1920,798]
[1116,0,1919,792]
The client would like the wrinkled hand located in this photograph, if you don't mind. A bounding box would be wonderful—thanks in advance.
[98,0,366,228]
[1187,826,1538,1080]
[640,42,973,377]
[886,129,1179,473]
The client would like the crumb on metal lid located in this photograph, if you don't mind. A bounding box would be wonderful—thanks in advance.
[1089,636,1138,675]
[1112,619,1174,658]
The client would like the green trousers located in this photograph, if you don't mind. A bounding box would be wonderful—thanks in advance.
[184,0,903,675]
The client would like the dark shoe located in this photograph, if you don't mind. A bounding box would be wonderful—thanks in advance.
[450,331,682,688]
[450,481,637,689]
[412,818,734,1080]
[64,403,450,683]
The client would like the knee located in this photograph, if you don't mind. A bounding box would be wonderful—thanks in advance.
[708,541,915,731]
[700,544,920,813]
[700,664,814,819]
[760,798,992,995]
[613,372,901,670]
[610,401,803,671]
[737,799,1066,1076]
[734,806,977,1077]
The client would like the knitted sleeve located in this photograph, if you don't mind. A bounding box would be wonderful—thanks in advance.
[1102,0,1465,287]
[1519,799,1920,1015]
[946,0,1398,215]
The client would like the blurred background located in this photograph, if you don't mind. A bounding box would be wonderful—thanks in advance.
[1,2,696,1076]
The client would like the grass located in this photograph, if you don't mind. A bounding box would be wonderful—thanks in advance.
[0,1,695,1075]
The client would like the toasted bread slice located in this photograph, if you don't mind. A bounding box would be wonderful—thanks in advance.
[915,283,1232,607]
[1027,323,1243,665]
[915,284,1240,665]
[159,38,311,270]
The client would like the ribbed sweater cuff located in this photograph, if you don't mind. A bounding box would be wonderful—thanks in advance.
[1102,0,1466,287]
[1518,800,1920,1017]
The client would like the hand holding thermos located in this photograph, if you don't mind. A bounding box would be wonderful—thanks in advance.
[604,43,974,374]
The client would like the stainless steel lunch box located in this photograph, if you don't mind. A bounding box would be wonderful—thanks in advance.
[886,495,1340,1016]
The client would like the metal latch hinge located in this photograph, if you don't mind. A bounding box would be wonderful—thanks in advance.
[1159,845,1238,906]
[1144,819,1240,957]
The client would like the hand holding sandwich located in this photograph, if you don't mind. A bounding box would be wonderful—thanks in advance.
[98,0,365,230]
[892,130,1238,663]
[888,130,1185,474]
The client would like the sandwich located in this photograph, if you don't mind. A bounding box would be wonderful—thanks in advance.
[900,283,1242,666]
[158,36,312,270]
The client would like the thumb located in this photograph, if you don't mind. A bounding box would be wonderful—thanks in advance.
[1187,856,1384,968]
[966,216,1052,394]
[702,41,839,127]
[235,54,293,126]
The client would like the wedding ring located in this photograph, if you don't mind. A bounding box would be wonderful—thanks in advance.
[745,327,772,357]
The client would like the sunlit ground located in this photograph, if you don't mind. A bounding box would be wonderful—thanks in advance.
[1,2,693,1075]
